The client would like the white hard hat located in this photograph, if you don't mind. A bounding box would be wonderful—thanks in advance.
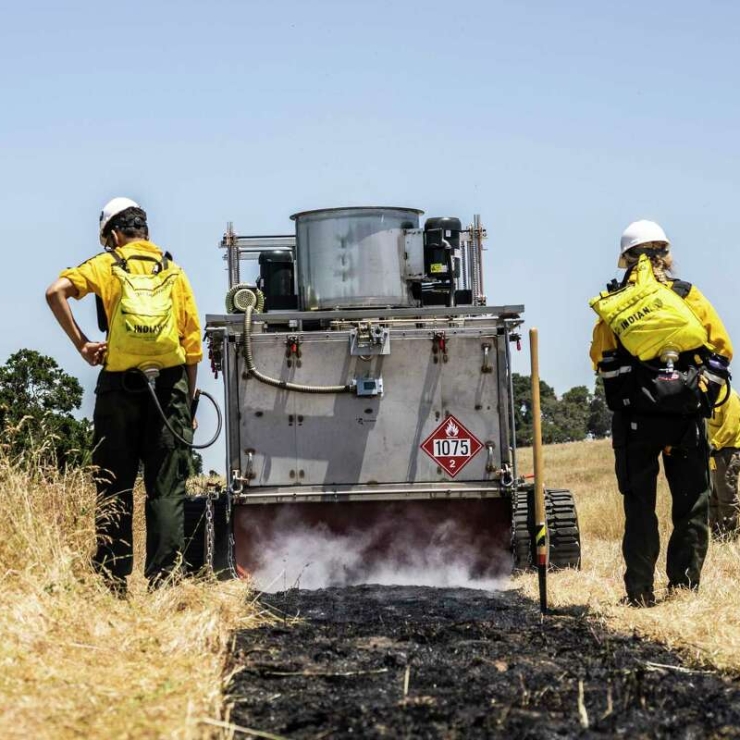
[99,196,140,246]
[618,219,670,268]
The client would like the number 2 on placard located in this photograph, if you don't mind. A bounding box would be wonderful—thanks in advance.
[449,459,456,468]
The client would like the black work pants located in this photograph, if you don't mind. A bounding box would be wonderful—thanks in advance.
[91,365,193,586]
[612,412,710,599]
[709,447,740,533]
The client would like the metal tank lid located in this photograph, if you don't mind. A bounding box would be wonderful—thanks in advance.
[290,206,424,220]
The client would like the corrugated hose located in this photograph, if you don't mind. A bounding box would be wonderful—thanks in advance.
[242,303,351,394]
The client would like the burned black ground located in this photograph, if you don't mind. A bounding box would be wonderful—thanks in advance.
[227,586,740,739]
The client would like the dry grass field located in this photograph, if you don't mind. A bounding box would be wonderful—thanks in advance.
[0,442,261,740]
[1,434,739,739]
[516,438,740,673]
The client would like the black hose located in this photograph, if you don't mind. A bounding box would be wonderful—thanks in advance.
[144,380,223,449]
[713,377,732,410]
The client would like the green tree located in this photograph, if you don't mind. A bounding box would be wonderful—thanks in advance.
[557,385,591,442]
[512,374,610,446]
[512,373,559,446]
[0,349,92,469]
[588,376,612,438]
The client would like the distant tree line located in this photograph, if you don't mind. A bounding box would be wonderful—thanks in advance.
[512,373,611,446]
[0,351,609,469]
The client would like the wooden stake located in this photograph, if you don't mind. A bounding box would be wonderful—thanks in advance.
[530,328,548,614]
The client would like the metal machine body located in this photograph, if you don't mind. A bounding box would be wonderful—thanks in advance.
[199,207,580,586]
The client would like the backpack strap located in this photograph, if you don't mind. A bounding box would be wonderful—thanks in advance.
[95,295,108,333]
[111,250,167,274]
[670,279,692,299]
[110,249,128,272]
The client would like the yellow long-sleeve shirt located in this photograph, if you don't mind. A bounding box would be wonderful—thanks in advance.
[709,388,740,450]
[60,240,203,366]
[590,280,733,368]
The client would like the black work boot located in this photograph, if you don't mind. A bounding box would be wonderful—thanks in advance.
[667,582,699,597]
[622,591,656,608]
[102,575,128,599]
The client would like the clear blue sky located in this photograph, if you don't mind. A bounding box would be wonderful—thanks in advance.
[2,0,739,471]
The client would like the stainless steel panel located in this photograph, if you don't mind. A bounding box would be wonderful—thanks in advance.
[404,229,425,278]
[232,327,503,487]
[237,334,298,486]
[291,206,423,310]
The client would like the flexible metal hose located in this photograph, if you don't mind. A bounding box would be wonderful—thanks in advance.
[243,304,351,394]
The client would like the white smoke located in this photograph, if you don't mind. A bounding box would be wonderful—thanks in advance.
[247,512,511,593]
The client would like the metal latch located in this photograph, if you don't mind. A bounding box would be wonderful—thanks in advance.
[349,323,390,356]
[243,450,256,483]
[432,332,448,363]
[285,335,302,367]
[481,343,493,373]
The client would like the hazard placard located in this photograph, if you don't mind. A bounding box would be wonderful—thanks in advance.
[420,414,483,478]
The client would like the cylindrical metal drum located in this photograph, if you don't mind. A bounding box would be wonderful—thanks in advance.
[291,206,423,310]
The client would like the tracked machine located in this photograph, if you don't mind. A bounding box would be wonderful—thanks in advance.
[189,207,580,592]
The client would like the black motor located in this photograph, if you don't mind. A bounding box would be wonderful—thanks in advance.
[422,217,463,306]
[258,251,298,311]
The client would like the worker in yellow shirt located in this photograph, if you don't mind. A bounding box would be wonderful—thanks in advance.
[45,197,203,595]
[589,219,732,606]
[708,387,740,536]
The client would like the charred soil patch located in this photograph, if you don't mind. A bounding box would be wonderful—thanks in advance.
[228,586,740,739]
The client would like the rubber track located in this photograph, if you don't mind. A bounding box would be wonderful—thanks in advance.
[545,488,581,570]
[512,488,581,571]
[512,488,534,571]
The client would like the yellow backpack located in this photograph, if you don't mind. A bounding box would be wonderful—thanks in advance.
[105,251,186,372]
[589,254,708,361]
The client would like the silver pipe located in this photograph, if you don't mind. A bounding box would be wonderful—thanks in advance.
[504,323,518,482]
[473,214,485,303]
[225,221,240,288]
[234,486,507,500]
[221,328,235,484]
[469,217,480,304]
[205,303,525,326]
[460,238,469,291]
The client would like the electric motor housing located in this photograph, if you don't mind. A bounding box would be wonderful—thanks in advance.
[423,217,462,278]
[421,216,462,306]
[258,250,298,311]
